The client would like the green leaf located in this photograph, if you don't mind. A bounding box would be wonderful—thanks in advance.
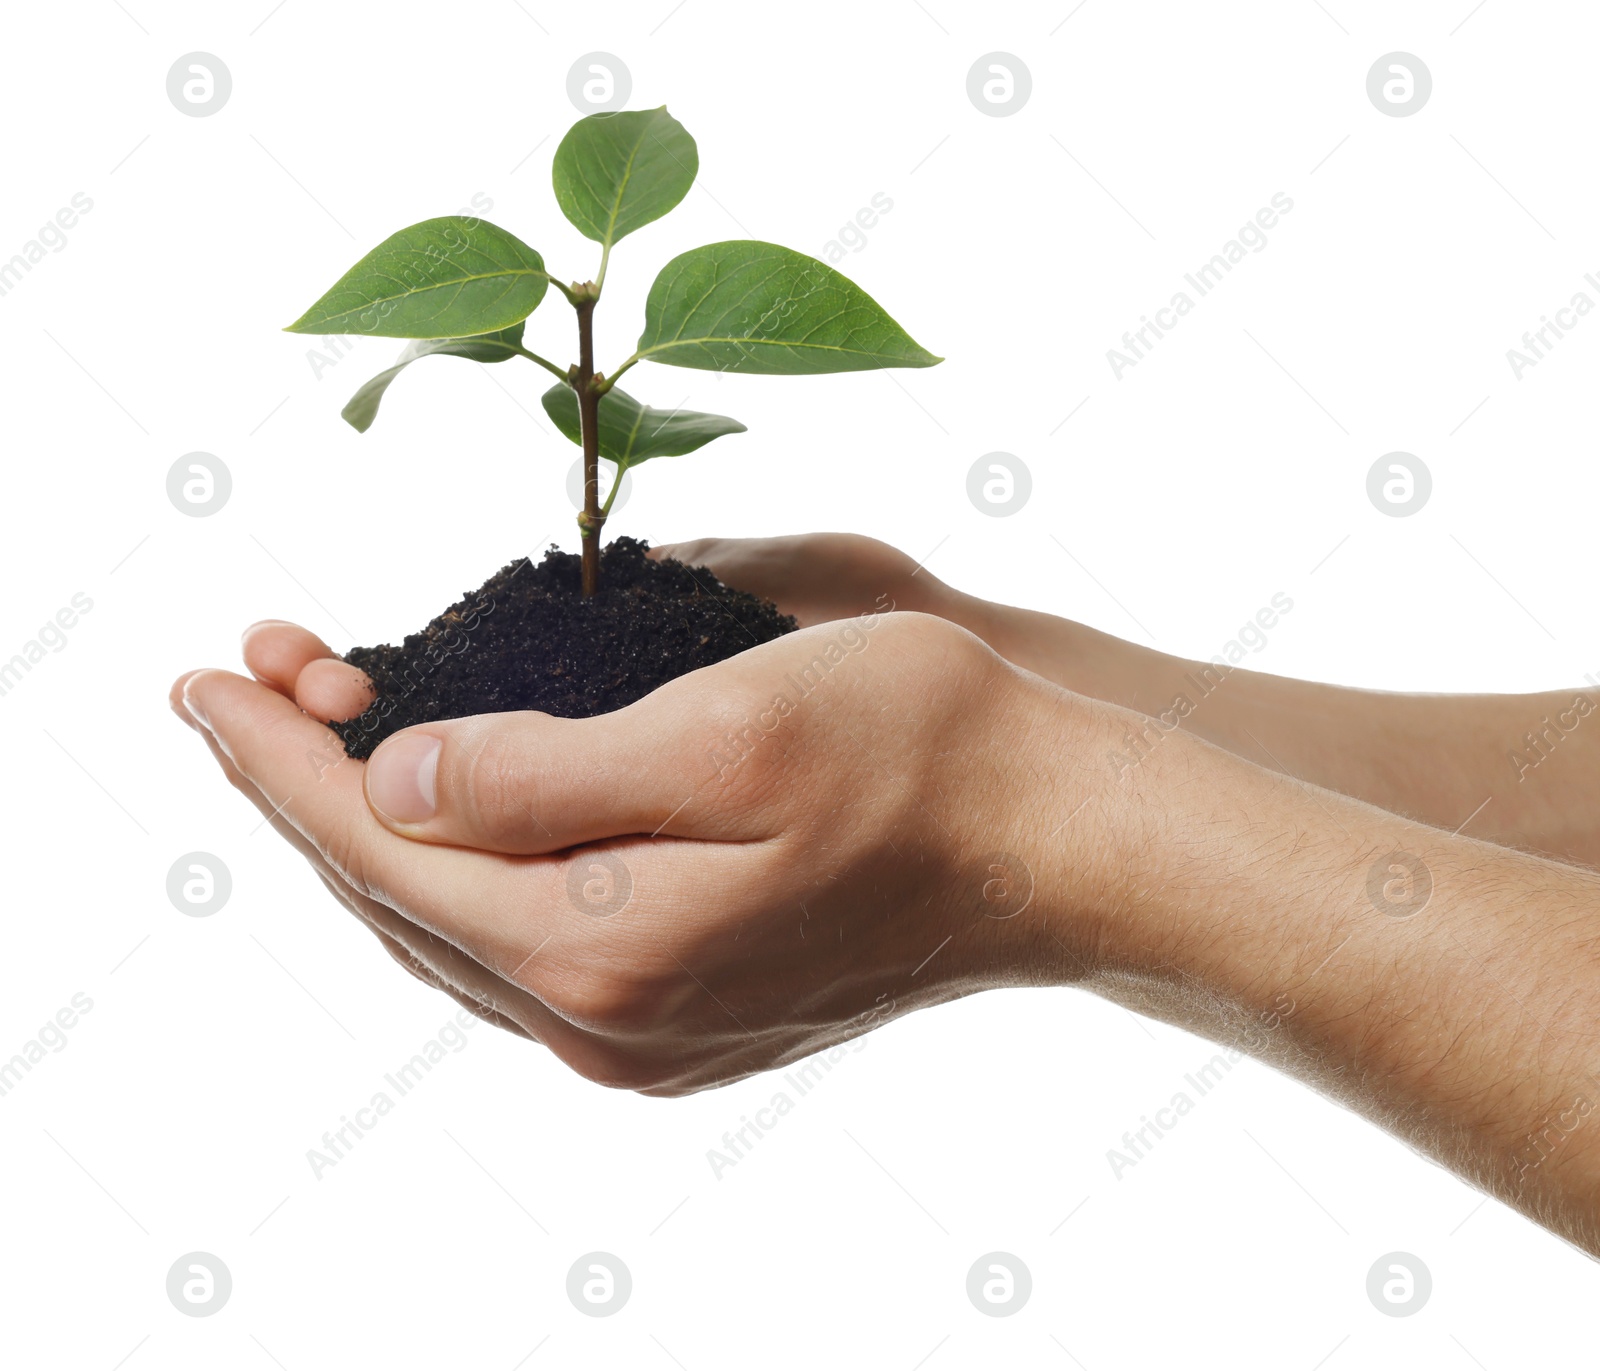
[635,241,941,375]
[287,217,549,339]
[552,107,698,253]
[540,382,745,468]
[342,324,525,433]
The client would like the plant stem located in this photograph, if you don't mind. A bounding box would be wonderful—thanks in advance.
[514,346,569,383]
[595,242,612,298]
[573,292,604,596]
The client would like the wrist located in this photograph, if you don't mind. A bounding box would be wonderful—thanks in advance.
[969,668,1161,988]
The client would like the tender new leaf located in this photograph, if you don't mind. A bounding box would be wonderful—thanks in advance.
[635,241,942,375]
[287,217,549,339]
[551,107,698,250]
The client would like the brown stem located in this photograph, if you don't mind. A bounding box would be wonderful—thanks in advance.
[573,292,604,596]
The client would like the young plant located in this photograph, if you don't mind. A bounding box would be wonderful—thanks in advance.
[287,107,940,595]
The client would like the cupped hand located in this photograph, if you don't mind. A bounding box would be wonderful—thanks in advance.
[648,532,963,629]
[178,608,1111,1095]
[647,534,1158,712]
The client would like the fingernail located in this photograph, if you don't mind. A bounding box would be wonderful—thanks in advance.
[366,732,441,824]
[241,619,292,648]
[181,672,216,731]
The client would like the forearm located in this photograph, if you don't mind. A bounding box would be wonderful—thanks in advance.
[1044,697,1600,1254]
[950,588,1600,869]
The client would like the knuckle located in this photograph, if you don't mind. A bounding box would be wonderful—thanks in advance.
[565,1045,674,1093]
[377,933,440,988]
[637,1080,697,1099]
[313,869,360,916]
[546,964,673,1036]
[886,611,996,685]
[455,992,527,1038]
[319,829,380,901]
[693,678,766,735]
[382,939,429,981]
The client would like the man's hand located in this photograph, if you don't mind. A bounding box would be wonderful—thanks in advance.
[667,533,1600,871]
[179,605,1600,1254]
[648,533,962,629]
[178,608,1111,1094]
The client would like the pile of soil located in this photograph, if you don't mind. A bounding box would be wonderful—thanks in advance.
[330,537,797,760]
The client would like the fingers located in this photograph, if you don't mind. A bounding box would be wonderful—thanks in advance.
[242,621,336,696]
[297,657,375,723]
[176,670,549,1027]
[237,619,374,722]
[179,667,562,973]
[366,921,536,1041]
[171,668,210,732]
[175,666,775,1092]
[183,690,648,1077]
[361,701,726,855]
[646,533,920,629]
[647,537,726,565]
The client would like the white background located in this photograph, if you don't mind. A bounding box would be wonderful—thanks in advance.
[1,0,1596,1365]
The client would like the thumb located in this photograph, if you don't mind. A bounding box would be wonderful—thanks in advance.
[362,706,708,854]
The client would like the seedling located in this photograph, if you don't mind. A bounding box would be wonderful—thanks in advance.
[287,106,941,595]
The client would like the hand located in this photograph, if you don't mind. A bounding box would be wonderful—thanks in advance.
[648,532,962,629]
[646,532,1132,706]
[653,535,1600,872]
[180,610,1600,1252]
[172,626,541,1041]
[175,608,1106,1095]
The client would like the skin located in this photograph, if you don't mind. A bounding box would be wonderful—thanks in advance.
[172,535,1600,1257]
[653,535,1600,870]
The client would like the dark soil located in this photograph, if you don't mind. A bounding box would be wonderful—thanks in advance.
[329,537,797,760]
